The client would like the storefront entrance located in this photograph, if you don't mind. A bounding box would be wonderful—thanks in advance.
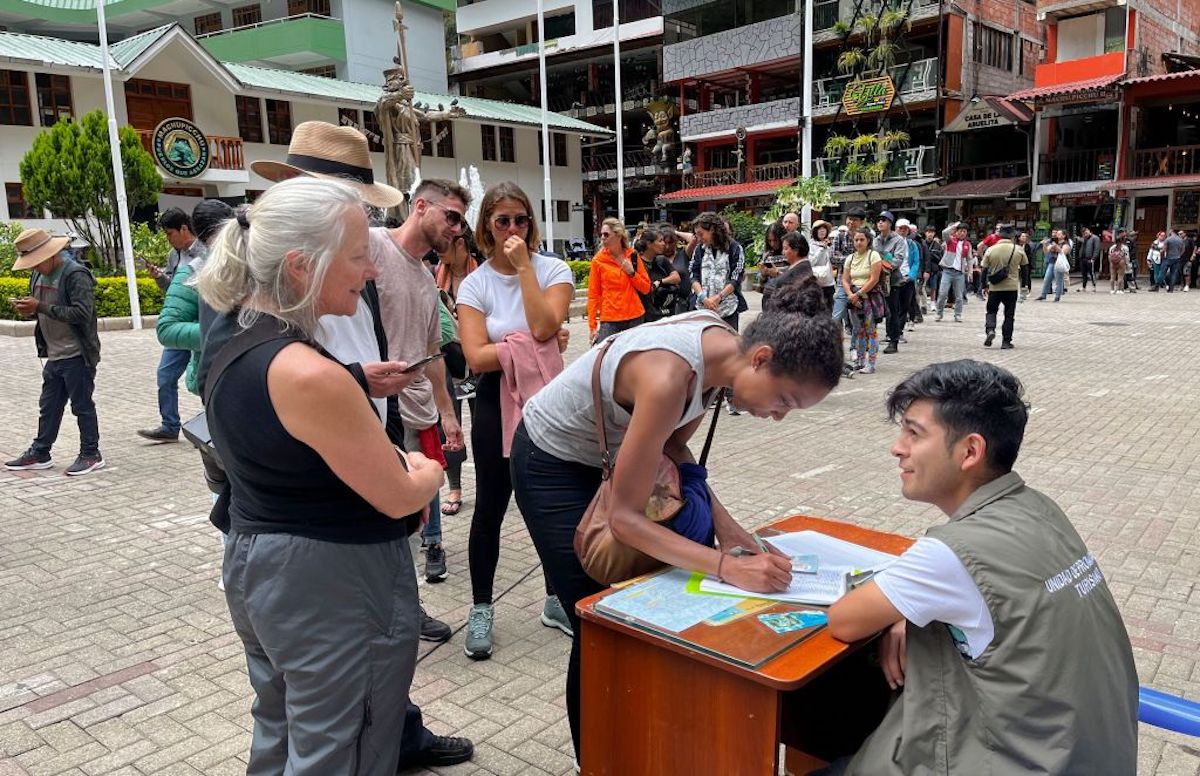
[1133,195,1168,271]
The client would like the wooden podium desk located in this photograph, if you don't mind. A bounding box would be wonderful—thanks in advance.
[576,515,913,776]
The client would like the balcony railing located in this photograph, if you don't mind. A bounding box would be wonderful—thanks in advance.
[814,58,938,114]
[813,0,941,33]
[583,149,668,181]
[751,160,803,182]
[813,145,937,184]
[136,130,245,172]
[951,160,1030,181]
[683,168,742,188]
[1037,148,1116,185]
[194,12,337,39]
[1128,144,1200,179]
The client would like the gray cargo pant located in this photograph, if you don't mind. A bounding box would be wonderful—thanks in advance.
[223,532,419,775]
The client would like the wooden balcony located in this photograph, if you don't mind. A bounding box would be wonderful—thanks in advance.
[1128,144,1200,179]
[136,130,246,173]
[1037,148,1116,185]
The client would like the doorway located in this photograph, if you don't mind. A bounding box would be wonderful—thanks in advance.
[1133,195,1168,273]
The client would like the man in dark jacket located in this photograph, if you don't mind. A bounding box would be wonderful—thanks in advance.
[1079,227,1100,292]
[5,228,104,475]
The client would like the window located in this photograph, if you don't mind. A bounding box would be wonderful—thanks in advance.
[235,95,263,143]
[288,0,331,16]
[481,123,498,161]
[0,69,31,126]
[420,120,454,158]
[1103,7,1127,54]
[363,110,384,152]
[499,125,515,163]
[232,4,262,27]
[265,99,292,145]
[6,182,37,219]
[338,106,360,130]
[299,64,337,78]
[35,73,72,126]
[538,131,569,166]
[194,12,223,35]
[973,24,1013,71]
[555,200,570,222]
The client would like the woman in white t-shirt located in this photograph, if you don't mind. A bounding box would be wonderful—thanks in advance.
[455,182,575,660]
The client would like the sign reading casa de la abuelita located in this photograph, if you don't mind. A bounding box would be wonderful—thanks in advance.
[152,118,210,179]
[943,100,1026,133]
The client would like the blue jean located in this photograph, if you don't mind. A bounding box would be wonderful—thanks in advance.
[33,355,99,456]
[831,285,849,323]
[1163,259,1182,290]
[936,268,965,318]
[157,348,190,433]
[1041,265,1065,300]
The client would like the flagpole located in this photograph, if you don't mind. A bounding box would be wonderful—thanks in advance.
[96,0,142,329]
[537,0,554,253]
[613,1,624,223]
[800,0,814,226]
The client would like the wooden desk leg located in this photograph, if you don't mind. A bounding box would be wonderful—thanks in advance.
[580,620,780,775]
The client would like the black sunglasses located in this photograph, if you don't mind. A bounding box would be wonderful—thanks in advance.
[493,214,531,229]
[427,201,465,228]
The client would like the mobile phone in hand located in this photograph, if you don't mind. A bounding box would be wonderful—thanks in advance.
[400,352,446,374]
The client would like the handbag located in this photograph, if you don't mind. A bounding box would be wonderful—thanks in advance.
[574,315,728,585]
[988,245,1017,285]
[1055,253,1070,273]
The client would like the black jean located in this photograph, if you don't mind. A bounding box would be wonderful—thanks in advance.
[985,289,1018,343]
[468,371,551,604]
[510,422,605,759]
[884,282,914,344]
[1019,262,1032,291]
[33,355,99,456]
[1080,257,1097,289]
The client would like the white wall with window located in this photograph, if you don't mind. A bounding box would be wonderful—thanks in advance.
[1057,8,1126,63]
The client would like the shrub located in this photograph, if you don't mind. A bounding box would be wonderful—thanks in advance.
[0,275,163,320]
[0,221,24,276]
[567,260,591,288]
[720,207,762,267]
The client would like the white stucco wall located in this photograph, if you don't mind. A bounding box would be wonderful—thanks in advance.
[342,0,448,91]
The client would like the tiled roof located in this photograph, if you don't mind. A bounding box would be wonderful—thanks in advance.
[656,179,793,204]
[917,176,1030,200]
[0,27,609,136]
[1008,74,1123,103]
[1122,70,1200,87]
[1110,174,1200,192]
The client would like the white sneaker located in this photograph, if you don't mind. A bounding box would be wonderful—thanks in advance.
[1184,286,1190,293]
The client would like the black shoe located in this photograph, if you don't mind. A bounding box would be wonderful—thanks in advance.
[424,544,448,583]
[137,426,179,443]
[882,342,898,355]
[416,734,474,767]
[1001,341,1014,350]
[984,332,995,347]
[454,376,478,401]
[419,608,452,643]
[65,453,105,476]
[5,448,52,471]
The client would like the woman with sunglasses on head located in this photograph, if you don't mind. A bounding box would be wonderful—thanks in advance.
[587,217,651,343]
[512,278,842,761]
[455,182,575,660]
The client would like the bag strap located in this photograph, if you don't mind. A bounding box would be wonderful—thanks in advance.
[202,317,303,406]
[589,310,733,476]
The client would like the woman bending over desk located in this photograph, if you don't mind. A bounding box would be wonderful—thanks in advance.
[511,279,844,759]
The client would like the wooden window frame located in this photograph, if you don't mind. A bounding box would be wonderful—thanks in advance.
[194,11,223,35]
[265,98,292,145]
[499,125,515,163]
[0,69,32,126]
[35,73,73,127]
[231,3,262,27]
[235,95,264,143]
[363,111,384,153]
[6,182,38,219]
[553,132,568,167]
[481,124,498,161]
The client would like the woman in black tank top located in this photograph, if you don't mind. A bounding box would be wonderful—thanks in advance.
[194,178,444,775]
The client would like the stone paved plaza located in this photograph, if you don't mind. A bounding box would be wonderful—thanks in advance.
[2,288,1199,775]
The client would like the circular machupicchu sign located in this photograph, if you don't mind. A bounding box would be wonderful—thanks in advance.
[151,118,210,179]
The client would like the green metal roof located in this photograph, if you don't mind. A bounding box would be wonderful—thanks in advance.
[227,63,612,135]
[0,0,453,22]
[0,26,610,136]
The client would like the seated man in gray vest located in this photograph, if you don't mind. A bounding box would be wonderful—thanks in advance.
[824,359,1138,775]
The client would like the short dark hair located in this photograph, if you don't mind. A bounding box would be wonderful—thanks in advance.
[846,206,867,219]
[998,223,1016,240]
[191,199,235,244]
[782,230,809,257]
[886,360,1029,473]
[413,178,471,208]
[158,207,190,232]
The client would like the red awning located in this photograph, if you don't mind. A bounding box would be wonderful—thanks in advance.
[1122,70,1200,87]
[1109,174,1200,192]
[917,176,1030,200]
[1008,74,1123,103]
[656,178,792,204]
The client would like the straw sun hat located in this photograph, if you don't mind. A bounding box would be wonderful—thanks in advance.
[250,121,403,209]
[13,228,71,271]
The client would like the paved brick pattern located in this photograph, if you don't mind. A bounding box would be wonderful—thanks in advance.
[1,289,1199,775]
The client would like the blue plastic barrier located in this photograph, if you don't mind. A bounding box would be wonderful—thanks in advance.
[1139,686,1200,737]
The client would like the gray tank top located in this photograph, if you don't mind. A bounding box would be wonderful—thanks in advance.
[522,311,731,466]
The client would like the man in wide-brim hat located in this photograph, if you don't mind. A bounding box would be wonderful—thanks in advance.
[231,121,474,770]
[5,228,106,476]
[250,121,404,209]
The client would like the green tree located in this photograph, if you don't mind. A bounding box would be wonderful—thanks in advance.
[19,110,162,270]
[0,220,26,276]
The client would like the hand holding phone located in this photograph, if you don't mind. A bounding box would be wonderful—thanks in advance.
[400,352,446,374]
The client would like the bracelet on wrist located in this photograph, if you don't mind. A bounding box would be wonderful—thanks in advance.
[716,552,728,583]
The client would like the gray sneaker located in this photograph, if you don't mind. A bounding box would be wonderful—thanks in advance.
[540,595,573,637]
[464,603,494,660]
[424,544,447,583]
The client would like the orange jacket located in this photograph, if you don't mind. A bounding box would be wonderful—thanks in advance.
[587,246,651,332]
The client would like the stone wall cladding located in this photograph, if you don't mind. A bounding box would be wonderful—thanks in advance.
[664,15,802,83]
[680,97,801,141]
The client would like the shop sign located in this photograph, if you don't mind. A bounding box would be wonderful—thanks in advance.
[843,76,896,116]
[152,118,210,179]
[944,101,1020,133]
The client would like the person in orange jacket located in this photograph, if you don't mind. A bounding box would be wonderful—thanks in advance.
[587,217,651,343]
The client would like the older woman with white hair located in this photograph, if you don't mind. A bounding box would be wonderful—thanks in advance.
[195,177,444,775]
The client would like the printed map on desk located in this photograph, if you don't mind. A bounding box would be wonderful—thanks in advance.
[595,568,742,633]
